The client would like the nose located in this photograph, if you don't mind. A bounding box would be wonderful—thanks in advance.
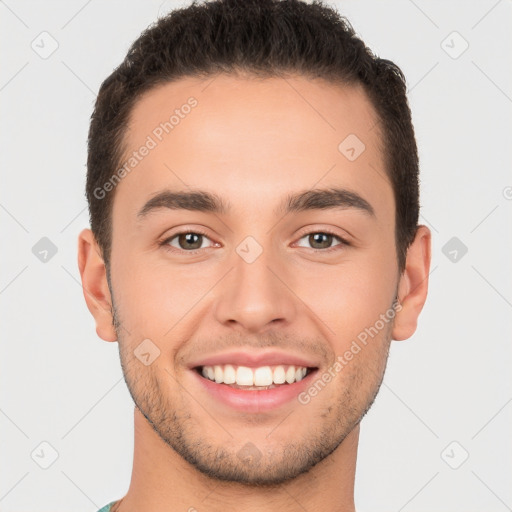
[213,242,298,333]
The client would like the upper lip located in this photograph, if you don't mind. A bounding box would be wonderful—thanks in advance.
[188,349,320,369]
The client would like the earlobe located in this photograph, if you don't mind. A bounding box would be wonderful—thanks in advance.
[77,228,118,342]
[392,225,432,341]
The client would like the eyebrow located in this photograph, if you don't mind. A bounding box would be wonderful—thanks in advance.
[136,186,375,220]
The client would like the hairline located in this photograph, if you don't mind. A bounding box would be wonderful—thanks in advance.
[101,70,401,272]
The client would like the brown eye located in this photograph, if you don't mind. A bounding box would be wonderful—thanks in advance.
[295,231,346,251]
[161,230,215,253]
[309,233,334,249]
[177,232,203,250]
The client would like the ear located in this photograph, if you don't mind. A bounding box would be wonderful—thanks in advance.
[392,225,432,341]
[77,228,117,342]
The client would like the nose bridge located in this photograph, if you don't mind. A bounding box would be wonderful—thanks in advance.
[213,234,297,332]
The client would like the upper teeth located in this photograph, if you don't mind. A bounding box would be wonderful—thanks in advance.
[201,364,308,386]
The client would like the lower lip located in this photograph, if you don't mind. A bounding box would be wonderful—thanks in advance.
[192,368,318,413]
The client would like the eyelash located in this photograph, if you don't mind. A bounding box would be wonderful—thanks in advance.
[158,228,350,255]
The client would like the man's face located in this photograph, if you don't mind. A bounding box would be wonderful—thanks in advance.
[108,74,399,484]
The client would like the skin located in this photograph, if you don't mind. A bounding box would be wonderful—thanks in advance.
[78,73,431,512]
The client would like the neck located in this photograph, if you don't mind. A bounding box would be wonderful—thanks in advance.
[117,407,358,512]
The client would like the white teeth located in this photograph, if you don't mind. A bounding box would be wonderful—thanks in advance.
[236,366,254,386]
[285,366,296,384]
[200,363,310,386]
[273,365,286,384]
[223,364,236,384]
[295,367,307,382]
[254,366,273,386]
[214,365,223,383]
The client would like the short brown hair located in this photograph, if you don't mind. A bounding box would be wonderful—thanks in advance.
[86,0,420,273]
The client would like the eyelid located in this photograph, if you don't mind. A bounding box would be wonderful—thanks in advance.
[158,226,217,254]
[294,225,351,242]
[292,227,351,251]
[159,226,351,254]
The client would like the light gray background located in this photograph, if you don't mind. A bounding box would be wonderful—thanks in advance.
[1,1,511,511]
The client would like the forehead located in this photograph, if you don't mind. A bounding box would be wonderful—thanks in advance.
[113,73,393,226]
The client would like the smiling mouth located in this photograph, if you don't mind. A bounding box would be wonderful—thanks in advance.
[195,364,318,390]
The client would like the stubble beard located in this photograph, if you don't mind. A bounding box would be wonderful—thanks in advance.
[110,294,393,487]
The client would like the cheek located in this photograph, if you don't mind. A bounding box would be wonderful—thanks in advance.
[113,254,220,337]
[112,224,398,343]
[301,251,397,349]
